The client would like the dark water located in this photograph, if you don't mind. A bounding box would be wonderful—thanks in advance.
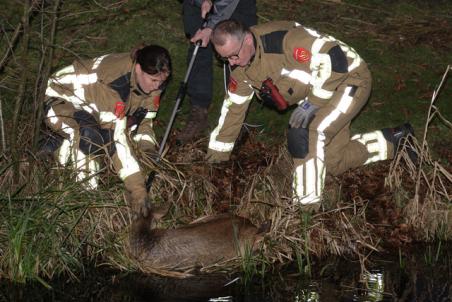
[1,244,451,302]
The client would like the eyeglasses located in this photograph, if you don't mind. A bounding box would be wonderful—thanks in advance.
[219,36,245,62]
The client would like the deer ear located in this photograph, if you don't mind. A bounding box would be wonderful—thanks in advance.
[257,220,272,234]
[151,205,170,220]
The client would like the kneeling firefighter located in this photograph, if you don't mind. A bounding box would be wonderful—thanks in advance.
[207,20,417,208]
[40,45,171,218]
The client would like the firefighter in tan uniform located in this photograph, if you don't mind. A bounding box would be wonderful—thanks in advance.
[207,20,415,206]
[40,45,171,218]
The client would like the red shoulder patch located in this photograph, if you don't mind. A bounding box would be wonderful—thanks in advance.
[293,47,311,63]
[228,76,238,93]
[153,95,160,109]
[114,101,126,119]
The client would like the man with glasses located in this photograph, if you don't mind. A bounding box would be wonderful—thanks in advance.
[207,20,415,208]
[177,0,257,145]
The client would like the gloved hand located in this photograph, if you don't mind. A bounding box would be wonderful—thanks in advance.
[124,173,151,220]
[206,149,230,164]
[289,100,320,129]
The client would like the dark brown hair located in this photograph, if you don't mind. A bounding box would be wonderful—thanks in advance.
[132,44,172,75]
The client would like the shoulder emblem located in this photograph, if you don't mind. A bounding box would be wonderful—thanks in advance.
[153,95,160,109]
[114,101,126,119]
[228,76,238,93]
[293,47,311,63]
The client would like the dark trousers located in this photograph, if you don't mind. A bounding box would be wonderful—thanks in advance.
[182,0,257,109]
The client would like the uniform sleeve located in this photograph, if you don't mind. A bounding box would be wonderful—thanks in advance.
[206,0,240,29]
[285,27,349,105]
[207,68,254,160]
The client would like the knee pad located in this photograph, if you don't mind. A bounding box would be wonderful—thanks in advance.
[287,127,309,159]
[74,110,98,128]
[79,127,115,156]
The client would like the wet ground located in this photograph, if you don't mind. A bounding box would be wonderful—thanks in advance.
[2,243,450,302]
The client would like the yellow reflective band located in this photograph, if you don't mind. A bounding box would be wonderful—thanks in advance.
[228,91,253,105]
[338,42,362,72]
[305,27,321,38]
[208,140,235,153]
[114,118,140,180]
[336,86,354,113]
[351,130,388,164]
[133,134,157,145]
[73,149,99,190]
[92,55,107,70]
[46,107,59,125]
[99,111,117,123]
[57,138,72,166]
[281,68,311,85]
[54,65,75,78]
[208,98,236,153]
[310,53,334,99]
[293,158,323,205]
[145,111,157,120]
[311,39,326,55]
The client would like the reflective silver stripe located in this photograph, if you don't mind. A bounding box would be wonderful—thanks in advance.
[310,53,334,99]
[338,42,362,72]
[293,158,323,204]
[294,86,354,204]
[114,118,140,180]
[317,86,354,158]
[54,65,75,78]
[58,138,73,165]
[228,91,253,105]
[47,107,59,125]
[351,130,388,164]
[281,68,311,85]
[306,26,363,72]
[145,111,157,119]
[209,99,235,152]
[45,85,83,110]
[73,149,99,189]
[208,92,253,152]
[311,38,326,55]
[133,134,157,145]
[305,27,321,38]
[92,55,107,70]
[99,111,117,123]
[48,64,100,113]
[336,86,354,113]
[208,139,235,153]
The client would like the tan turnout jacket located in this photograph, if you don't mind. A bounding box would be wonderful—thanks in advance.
[208,21,367,158]
[45,53,162,188]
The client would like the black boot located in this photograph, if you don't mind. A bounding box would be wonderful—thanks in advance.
[382,123,418,163]
[175,105,208,146]
[37,132,64,160]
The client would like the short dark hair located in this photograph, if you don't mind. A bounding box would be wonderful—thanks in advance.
[211,20,249,46]
[133,45,172,75]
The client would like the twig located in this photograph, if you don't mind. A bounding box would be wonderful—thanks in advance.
[0,22,22,72]
[0,93,5,152]
[11,0,33,181]
[32,0,61,149]
[414,65,451,207]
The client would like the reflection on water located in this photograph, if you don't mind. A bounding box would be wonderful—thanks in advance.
[294,286,320,302]
[1,244,451,301]
[361,270,385,301]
